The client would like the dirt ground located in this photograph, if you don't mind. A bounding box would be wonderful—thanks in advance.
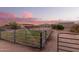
[0,40,40,52]
[0,28,69,52]
[0,30,57,52]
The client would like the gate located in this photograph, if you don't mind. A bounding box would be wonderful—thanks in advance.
[57,32,79,52]
[40,30,51,49]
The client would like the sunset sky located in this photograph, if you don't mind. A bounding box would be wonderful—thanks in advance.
[0,7,79,21]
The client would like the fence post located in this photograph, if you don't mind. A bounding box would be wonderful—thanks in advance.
[45,30,47,40]
[25,29,27,40]
[40,31,42,50]
[13,29,16,43]
[57,33,59,52]
[0,30,1,40]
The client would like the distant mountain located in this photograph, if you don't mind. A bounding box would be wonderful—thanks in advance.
[0,12,58,26]
[31,20,58,25]
[15,18,58,25]
[15,18,39,22]
[0,17,58,26]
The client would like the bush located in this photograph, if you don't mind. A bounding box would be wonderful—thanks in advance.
[8,22,21,29]
[56,24,64,30]
[51,24,64,30]
[51,24,57,29]
[0,27,5,31]
[70,24,79,33]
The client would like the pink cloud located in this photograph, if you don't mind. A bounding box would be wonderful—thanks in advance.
[21,11,32,18]
[0,12,16,25]
[0,12,16,18]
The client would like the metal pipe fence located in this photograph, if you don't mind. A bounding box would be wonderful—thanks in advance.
[57,32,79,52]
[0,29,51,49]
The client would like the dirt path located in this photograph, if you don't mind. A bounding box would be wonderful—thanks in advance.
[41,31,57,52]
[0,40,40,52]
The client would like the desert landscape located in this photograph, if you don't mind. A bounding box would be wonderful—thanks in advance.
[0,7,79,52]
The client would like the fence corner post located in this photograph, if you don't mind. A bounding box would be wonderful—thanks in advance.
[40,31,43,50]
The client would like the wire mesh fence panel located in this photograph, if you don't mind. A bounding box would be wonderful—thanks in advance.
[46,29,51,39]
[1,30,14,42]
[16,29,25,43]
[16,29,40,48]
[40,29,52,49]
[0,28,51,49]
[25,29,40,48]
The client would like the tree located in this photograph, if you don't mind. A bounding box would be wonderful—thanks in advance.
[8,22,20,43]
[51,24,64,30]
[9,22,20,29]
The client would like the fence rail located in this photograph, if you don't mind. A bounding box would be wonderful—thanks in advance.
[57,32,79,52]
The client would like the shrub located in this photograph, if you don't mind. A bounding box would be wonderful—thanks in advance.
[56,24,64,30]
[0,27,5,31]
[51,24,64,30]
[70,24,79,33]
